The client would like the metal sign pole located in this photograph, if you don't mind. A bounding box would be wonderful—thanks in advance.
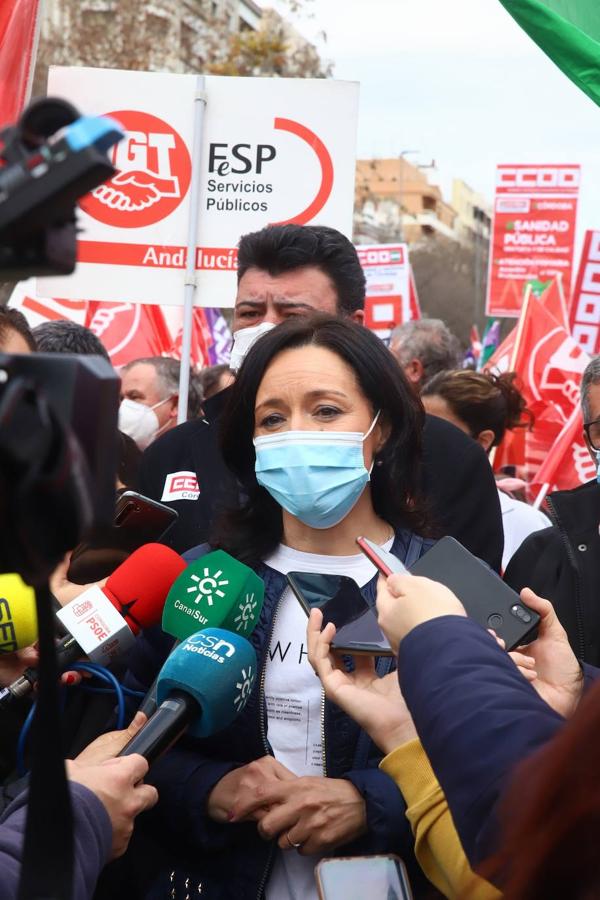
[178,76,207,425]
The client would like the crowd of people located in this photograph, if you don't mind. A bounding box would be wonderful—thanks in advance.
[1,222,599,899]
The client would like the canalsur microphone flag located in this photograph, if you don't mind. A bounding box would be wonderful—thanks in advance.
[498,0,600,106]
[0,573,37,651]
[156,627,257,738]
[162,550,265,641]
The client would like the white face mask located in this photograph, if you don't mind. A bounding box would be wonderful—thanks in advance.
[118,397,170,450]
[229,321,276,372]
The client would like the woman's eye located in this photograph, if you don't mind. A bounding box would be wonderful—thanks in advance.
[315,406,341,419]
[259,413,284,428]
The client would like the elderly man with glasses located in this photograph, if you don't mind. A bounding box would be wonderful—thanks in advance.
[505,356,600,665]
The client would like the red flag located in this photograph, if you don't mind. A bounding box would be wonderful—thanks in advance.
[512,290,589,425]
[504,288,590,484]
[539,276,569,332]
[408,267,421,320]
[85,302,173,367]
[161,307,212,369]
[484,326,516,375]
[0,0,41,127]
[531,407,596,501]
[9,281,88,326]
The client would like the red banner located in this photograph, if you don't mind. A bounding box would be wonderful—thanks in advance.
[0,0,41,127]
[486,165,580,318]
[569,229,600,356]
[531,407,596,500]
[85,302,174,368]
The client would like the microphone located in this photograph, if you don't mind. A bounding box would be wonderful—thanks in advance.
[119,627,257,763]
[0,574,38,652]
[0,544,186,708]
[162,550,265,641]
[136,550,264,718]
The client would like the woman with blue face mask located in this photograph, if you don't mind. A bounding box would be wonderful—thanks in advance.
[121,315,437,900]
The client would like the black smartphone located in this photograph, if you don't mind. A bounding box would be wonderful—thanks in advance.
[315,854,413,900]
[67,491,178,583]
[409,536,540,650]
[287,571,393,656]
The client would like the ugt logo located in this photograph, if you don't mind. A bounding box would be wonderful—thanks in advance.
[81,110,192,228]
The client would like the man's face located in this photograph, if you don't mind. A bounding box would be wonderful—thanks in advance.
[232,265,363,332]
[583,382,600,462]
[120,363,177,431]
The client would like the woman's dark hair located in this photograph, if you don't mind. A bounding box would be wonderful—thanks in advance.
[481,678,600,898]
[422,369,532,449]
[214,314,428,566]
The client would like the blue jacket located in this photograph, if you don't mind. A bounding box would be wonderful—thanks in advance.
[120,530,436,900]
[0,783,112,899]
[398,615,600,873]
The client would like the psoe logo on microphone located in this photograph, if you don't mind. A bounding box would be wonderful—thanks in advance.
[80,110,192,229]
[183,631,236,664]
[73,599,93,618]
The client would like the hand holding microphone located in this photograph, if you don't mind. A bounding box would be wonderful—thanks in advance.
[67,711,158,859]
[118,626,258,764]
[0,544,186,708]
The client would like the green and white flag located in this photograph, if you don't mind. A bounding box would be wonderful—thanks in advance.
[499,0,600,105]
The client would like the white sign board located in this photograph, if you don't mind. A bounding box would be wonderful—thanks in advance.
[39,68,359,307]
[357,243,410,341]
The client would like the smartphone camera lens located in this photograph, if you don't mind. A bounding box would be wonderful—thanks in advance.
[487,613,503,629]
[510,604,532,623]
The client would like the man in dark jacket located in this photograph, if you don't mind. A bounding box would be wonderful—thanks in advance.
[505,356,600,665]
[138,224,504,571]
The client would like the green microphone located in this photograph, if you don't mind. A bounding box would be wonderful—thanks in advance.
[162,550,265,641]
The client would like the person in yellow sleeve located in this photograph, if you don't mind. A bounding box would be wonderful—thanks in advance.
[306,607,501,900]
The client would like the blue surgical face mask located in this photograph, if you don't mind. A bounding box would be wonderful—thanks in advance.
[253,412,381,529]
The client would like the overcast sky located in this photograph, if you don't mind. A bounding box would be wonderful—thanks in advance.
[270,0,599,258]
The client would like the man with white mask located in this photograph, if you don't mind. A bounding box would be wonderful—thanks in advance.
[119,357,202,450]
[137,224,505,571]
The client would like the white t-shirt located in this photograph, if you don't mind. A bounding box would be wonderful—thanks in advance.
[263,541,392,900]
[498,488,551,571]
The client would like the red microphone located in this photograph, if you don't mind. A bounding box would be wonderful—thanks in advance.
[0,544,186,708]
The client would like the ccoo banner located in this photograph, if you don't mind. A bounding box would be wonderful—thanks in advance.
[486,164,580,318]
[39,67,359,307]
[569,229,600,357]
[357,243,410,341]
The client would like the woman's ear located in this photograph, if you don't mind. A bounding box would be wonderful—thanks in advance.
[374,414,391,455]
[476,429,495,453]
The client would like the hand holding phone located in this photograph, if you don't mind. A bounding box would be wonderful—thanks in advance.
[287,572,393,656]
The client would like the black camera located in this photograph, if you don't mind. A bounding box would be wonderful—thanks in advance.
[0,96,122,280]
